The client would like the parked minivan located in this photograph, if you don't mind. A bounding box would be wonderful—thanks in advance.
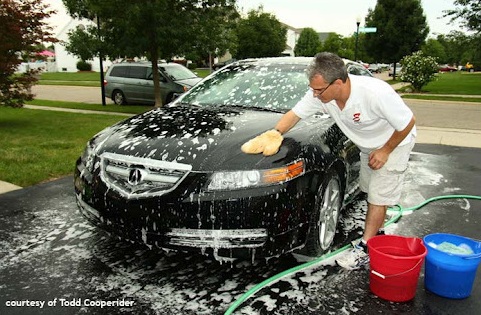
[104,62,202,105]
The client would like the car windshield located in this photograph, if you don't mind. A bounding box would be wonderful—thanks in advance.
[177,62,308,112]
[160,63,198,81]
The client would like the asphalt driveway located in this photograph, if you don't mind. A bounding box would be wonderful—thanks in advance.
[1,144,480,315]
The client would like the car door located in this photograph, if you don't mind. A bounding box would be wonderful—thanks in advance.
[124,66,149,103]
[146,68,171,104]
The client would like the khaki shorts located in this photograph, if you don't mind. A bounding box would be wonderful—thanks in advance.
[360,139,415,206]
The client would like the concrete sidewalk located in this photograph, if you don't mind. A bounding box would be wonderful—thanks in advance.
[416,126,481,148]
[0,181,22,194]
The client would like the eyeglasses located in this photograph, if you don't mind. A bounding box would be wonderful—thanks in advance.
[309,79,336,96]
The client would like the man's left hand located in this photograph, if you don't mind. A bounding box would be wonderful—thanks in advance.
[368,149,389,170]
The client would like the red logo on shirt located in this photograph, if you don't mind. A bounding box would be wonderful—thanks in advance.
[353,112,361,123]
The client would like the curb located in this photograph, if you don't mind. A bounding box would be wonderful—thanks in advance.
[416,127,481,148]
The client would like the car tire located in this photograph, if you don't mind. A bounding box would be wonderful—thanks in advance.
[112,90,127,105]
[304,170,342,257]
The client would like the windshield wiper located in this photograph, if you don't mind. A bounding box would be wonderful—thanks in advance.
[169,101,201,107]
[226,104,284,113]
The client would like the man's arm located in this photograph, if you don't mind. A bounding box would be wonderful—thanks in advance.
[274,110,302,134]
[369,115,416,170]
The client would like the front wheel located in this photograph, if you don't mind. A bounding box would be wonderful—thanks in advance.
[304,170,342,257]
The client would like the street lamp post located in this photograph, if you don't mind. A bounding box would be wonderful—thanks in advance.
[354,17,361,62]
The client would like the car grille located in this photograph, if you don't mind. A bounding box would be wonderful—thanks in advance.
[165,228,268,248]
[100,152,192,199]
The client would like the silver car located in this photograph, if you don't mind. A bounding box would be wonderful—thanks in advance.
[104,62,202,105]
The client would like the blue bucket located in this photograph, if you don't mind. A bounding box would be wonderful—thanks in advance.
[423,233,481,299]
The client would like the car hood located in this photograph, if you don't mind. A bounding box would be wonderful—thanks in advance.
[94,105,334,172]
[175,77,202,87]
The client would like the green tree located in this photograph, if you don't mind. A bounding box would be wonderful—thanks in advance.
[0,0,56,107]
[294,28,321,57]
[64,26,100,63]
[235,7,287,59]
[364,0,429,79]
[319,33,358,61]
[400,51,438,92]
[422,39,447,63]
[444,0,481,69]
[63,0,238,107]
[186,3,239,69]
[436,31,473,66]
[445,0,481,32]
[321,33,343,56]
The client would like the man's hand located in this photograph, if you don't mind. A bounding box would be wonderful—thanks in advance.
[368,148,389,170]
[241,129,283,156]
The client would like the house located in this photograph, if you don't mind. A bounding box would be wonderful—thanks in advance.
[281,23,333,57]
[281,23,302,56]
[54,18,112,72]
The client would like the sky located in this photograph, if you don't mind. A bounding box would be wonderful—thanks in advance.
[236,0,461,37]
[45,0,461,37]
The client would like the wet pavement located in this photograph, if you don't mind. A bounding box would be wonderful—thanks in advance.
[0,144,480,315]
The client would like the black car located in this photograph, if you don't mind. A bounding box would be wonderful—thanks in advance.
[74,57,367,261]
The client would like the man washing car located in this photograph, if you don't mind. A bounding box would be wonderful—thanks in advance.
[241,52,416,270]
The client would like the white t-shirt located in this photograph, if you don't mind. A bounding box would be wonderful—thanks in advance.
[292,74,416,153]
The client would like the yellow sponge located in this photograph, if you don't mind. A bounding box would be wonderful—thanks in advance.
[241,130,283,156]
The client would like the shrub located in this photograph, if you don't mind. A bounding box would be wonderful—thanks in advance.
[0,72,37,107]
[399,51,438,92]
[76,60,92,71]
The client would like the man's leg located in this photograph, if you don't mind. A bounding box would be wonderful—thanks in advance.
[336,141,413,269]
[363,203,387,241]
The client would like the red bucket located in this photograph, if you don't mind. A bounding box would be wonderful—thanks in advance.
[367,235,427,302]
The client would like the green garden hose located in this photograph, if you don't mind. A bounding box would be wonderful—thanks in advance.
[224,194,481,315]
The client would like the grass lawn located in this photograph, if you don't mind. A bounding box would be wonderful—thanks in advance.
[38,71,100,87]
[40,72,101,81]
[398,71,481,101]
[418,71,481,95]
[26,99,153,115]
[37,68,212,86]
[401,94,481,103]
[0,106,129,187]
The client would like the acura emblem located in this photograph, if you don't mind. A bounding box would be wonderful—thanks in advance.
[128,168,144,185]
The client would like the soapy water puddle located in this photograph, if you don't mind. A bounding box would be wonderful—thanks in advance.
[0,151,474,314]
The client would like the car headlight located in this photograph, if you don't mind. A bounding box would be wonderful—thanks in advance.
[79,127,112,172]
[80,141,96,172]
[207,159,305,191]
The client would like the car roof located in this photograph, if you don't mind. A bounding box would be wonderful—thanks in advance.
[111,62,182,67]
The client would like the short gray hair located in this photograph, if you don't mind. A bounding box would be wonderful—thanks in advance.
[307,52,348,83]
